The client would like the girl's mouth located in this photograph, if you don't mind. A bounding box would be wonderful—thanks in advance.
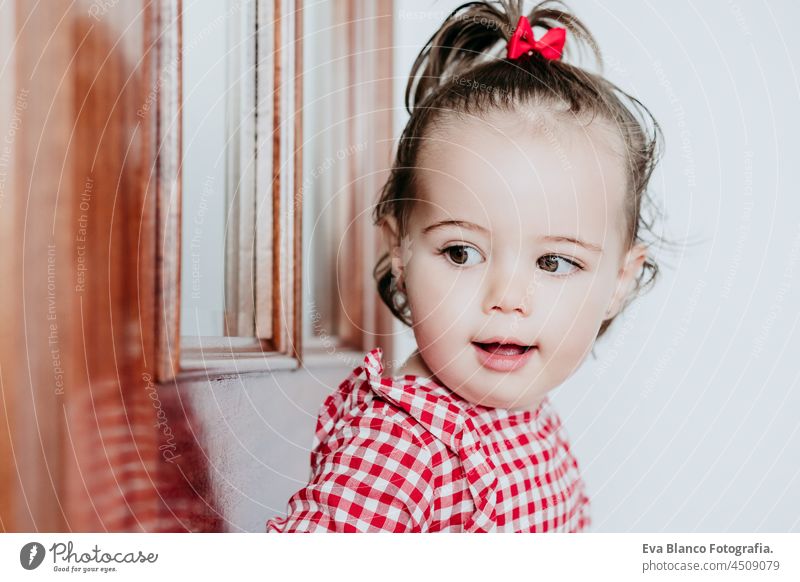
[472,342,536,372]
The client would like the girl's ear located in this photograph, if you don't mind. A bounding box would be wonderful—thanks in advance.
[379,215,404,280]
[605,242,648,320]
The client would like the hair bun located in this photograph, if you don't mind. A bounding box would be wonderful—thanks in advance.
[405,0,602,113]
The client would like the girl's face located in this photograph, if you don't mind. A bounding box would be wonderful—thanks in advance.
[382,110,647,411]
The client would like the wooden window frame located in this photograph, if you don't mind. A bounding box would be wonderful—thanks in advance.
[155,0,395,382]
[160,0,302,382]
[299,0,397,367]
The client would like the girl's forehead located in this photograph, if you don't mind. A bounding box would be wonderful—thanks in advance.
[413,114,628,241]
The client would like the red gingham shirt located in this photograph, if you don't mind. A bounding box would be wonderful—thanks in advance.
[266,348,591,532]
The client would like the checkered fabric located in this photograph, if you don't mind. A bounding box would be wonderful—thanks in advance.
[266,347,591,532]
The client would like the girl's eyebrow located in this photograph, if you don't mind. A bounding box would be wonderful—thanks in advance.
[421,220,603,253]
[422,219,489,235]
[543,235,604,253]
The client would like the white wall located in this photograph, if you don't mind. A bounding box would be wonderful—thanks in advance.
[392,0,800,531]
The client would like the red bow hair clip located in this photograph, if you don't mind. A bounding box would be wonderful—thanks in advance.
[506,15,566,61]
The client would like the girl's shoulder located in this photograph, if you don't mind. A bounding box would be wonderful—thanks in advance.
[311,347,468,461]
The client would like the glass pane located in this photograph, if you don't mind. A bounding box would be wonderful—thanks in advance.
[181,0,253,337]
[302,2,346,346]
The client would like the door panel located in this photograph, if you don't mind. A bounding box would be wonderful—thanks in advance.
[0,0,219,532]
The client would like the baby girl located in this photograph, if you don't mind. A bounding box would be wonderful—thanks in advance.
[267,0,662,532]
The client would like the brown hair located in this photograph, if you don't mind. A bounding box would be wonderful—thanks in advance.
[372,0,665,339]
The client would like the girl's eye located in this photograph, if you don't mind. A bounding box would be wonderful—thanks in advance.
[440,244,484,267]
[537,254,583,275]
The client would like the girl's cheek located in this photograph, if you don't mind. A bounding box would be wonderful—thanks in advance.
[410,254,463,292]
[410,271,482,326]
[538,282,608,333]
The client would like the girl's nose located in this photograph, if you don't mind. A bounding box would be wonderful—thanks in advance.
[483,259,532,316]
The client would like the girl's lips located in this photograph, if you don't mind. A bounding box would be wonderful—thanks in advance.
[472,341,536,372]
